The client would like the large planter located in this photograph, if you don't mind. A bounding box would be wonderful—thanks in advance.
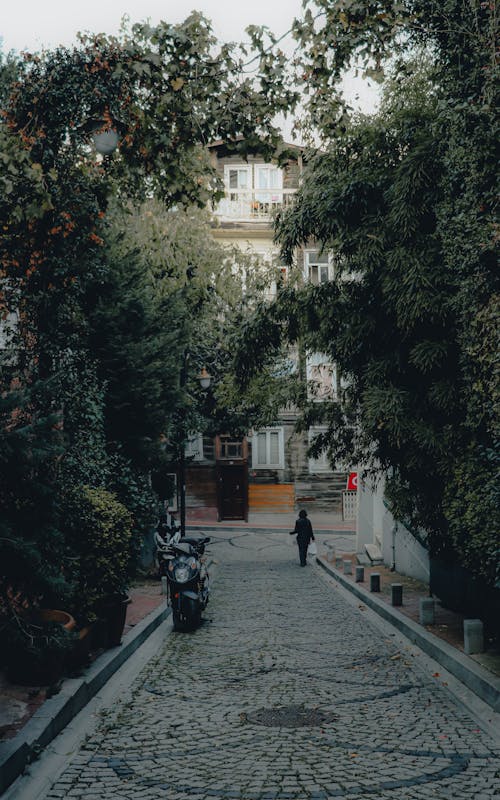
[67,624,94,671]
[6,609,76,686]
[38,609,76,631]
[98,595,131,648]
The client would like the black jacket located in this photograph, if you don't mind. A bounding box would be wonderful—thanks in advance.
[293,517,314,544]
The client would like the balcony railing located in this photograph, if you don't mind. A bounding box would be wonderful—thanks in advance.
[214,188,296,221]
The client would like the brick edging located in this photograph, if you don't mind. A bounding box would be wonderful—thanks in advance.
[316,557,500,713]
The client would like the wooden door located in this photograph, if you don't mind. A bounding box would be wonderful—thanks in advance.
[217,464,248,521]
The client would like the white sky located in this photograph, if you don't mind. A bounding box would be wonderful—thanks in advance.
[1,1,379,121]
[1,0,301,54]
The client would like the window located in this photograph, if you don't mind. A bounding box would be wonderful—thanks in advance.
[226,166,250,189]
[255,165,283,204]
[185,433,204,461]
[219,435,244,459]
[306,352,337,400]
[255,165,282,190]
[269,264,289,298]
[202,436,215,461]
[251,427,284,469]
[308,427,333,474]
[304,250,334,285]
[224,166,251,201]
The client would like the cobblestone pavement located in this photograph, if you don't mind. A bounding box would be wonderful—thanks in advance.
[44,533,499,800]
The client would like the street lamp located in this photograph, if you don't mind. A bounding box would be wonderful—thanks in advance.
[92,126,119,155]
[80,115,120,155]
[199,367,212,390]
[178,366,212,537]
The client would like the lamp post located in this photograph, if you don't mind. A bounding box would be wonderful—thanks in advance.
[179,366,212,537]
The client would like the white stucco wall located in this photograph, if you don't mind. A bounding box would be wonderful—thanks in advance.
[357,476,430,584]
[356,479,374,552]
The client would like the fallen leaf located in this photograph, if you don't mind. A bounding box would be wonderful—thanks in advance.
[433,672,440,678]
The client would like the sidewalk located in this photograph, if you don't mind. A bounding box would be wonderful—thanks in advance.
[187,509,357,534]
[0,580,170,793]
[317,552,500,712]
[0,580,165,743]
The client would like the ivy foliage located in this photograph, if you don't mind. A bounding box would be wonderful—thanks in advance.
[0,11,296,640]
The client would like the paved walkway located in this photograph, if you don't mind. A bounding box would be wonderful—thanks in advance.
[320,554,500,680]
[37,531,498,800]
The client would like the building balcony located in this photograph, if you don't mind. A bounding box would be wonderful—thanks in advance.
[213,188,296,223]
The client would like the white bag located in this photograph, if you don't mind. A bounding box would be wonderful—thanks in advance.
[307,540,318,557]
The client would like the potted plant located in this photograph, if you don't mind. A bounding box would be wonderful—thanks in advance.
[64,486,134,648]
[2,613,77,685]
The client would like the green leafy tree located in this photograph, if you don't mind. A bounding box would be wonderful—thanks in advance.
[236,0,499,585]
[108,199,300,443]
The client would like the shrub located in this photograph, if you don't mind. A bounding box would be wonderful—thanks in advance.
[63,486,133,624]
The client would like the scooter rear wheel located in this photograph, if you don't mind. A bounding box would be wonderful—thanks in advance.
[172,609,183,632]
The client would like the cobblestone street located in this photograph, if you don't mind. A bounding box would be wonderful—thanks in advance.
[43,533,499,800]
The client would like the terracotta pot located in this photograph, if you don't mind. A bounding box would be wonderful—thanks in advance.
[39,609,76,631]
[6,610,76,686]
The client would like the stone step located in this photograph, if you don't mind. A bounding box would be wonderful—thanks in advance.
[365,543,383,564]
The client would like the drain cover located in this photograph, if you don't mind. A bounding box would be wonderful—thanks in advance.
[244,705,337,728]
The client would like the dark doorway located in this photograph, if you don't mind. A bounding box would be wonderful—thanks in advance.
[217,463,248,521]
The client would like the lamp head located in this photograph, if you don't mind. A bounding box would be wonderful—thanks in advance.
[199,367,211,389]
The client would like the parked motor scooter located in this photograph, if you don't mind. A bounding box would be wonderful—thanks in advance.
[164,536,211,631]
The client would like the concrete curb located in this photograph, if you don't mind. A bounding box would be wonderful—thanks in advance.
[317,558,500,712]
[0,602,171,794]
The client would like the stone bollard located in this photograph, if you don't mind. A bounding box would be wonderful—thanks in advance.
[326,547,336,563]
[161,576,168,595]
[419,597,435,625]
[335,556,344,569]
[391,583,403,606]
[463,619,484,655]
[370,573,381,592]
[343,560,352,575]
[355,566,365,583]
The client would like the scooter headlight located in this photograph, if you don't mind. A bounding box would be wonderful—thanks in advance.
[173,564,191,583]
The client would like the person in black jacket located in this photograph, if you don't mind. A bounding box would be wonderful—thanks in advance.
[290,509,315,566]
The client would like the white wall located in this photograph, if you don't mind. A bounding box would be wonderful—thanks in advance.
[357,476,429,583]
[356,479,374,552]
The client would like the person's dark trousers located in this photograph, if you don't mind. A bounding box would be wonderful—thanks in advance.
[298,540,308,566]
